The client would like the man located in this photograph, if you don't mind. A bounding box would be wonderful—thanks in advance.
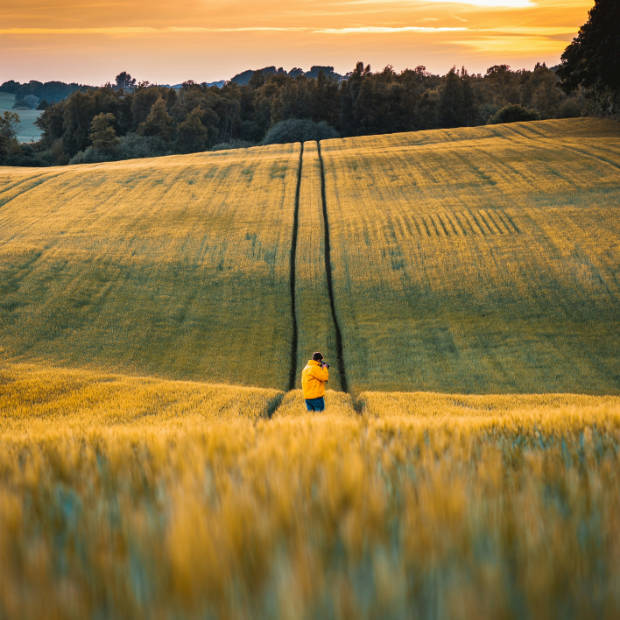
[301,352,329,412]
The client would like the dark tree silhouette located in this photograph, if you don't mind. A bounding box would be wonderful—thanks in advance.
[439,68,463,128]
[176,107,209,152]
[559,0,620,113]
[89,113,119,153]
[138,97,175,142]
[15,60,589,165]
[0,111,20,163]
[115,72,137,91]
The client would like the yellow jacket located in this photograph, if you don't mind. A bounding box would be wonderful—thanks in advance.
[301,360,329,399]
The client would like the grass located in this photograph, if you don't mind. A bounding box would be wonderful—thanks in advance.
[0,361,618,618]
[294,141,343,390]
[0,362,282,433]
[320,117,620,393]
[0,144,300,388]
[0,92,42,143]
[0,119,619,615]
[1,118,618,393]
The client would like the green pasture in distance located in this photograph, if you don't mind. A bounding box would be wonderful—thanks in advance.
[0,91,43,143]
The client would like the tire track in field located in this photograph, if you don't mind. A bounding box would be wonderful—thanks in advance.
[547,139,620,172]
[0,172,67,209]
[0,174,45,197]
[316,141,349,394]
[288,142,304,391]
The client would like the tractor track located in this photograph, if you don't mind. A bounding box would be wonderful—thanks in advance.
[287,142,304,392]
[0,172,67,209]
[316,141,349,394]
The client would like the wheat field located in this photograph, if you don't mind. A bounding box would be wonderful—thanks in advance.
[321,117,620,393]
[1,118,618,393]
[0,362,618,618]
[1,118,619,617]
[0,144,299,388]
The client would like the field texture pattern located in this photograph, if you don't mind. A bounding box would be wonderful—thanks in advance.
[0,363,618,618]
[1,119,620,618]
[321,118,620,393]
[1,119,618,394]
[0,145,299,388]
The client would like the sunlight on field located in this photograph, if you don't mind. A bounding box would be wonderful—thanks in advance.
[0,362,282,434]
[0,362,618,618]
[0,144,299,388]
[0,118,618,394]
[1,116,619,617]
[295,142,343,390]
[321,118,620,393]
[360,390,620,419]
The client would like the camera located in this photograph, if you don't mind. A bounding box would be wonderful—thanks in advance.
[322,361,330,368]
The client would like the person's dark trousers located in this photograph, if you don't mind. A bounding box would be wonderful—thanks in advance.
[305,397,325,412]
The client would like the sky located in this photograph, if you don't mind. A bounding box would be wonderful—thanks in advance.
[0,1,594,85]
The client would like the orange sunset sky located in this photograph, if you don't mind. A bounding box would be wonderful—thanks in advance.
[1,1,594,84]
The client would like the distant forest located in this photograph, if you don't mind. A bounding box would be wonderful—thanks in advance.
[0,63,588,166]
[0,0,616,166]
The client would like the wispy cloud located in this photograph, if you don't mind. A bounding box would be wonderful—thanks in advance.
[347,0,535,6]
[454,35,565,53]
[0,25,468,36]
[315,26,468,34]
[419,0,535,6]
[0,26,308,35]
[0,0,592,83]
[0,24,575,37]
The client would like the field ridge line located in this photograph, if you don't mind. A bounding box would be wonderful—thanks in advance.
[317,140,349,394]
[288,142,304,392]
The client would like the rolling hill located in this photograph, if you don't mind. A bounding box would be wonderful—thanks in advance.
[0,144,299,387]
[0,117,618,394]
[1,117,619,618]
[322,118,620,393]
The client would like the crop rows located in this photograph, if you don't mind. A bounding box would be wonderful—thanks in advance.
[320,117,620,394]
[0,118,618,395]
[388,208,521,240]
[0,145,300,388]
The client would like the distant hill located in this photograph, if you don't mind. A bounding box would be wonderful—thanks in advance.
[170,80,226,90]
[230,65,343,85]
[0,80,87,109]
[230,67,279,85]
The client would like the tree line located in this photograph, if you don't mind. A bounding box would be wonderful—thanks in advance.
[0,63,584,166]
[0,0,616,166]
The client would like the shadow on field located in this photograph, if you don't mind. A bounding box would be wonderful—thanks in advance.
[265,392,285,419]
